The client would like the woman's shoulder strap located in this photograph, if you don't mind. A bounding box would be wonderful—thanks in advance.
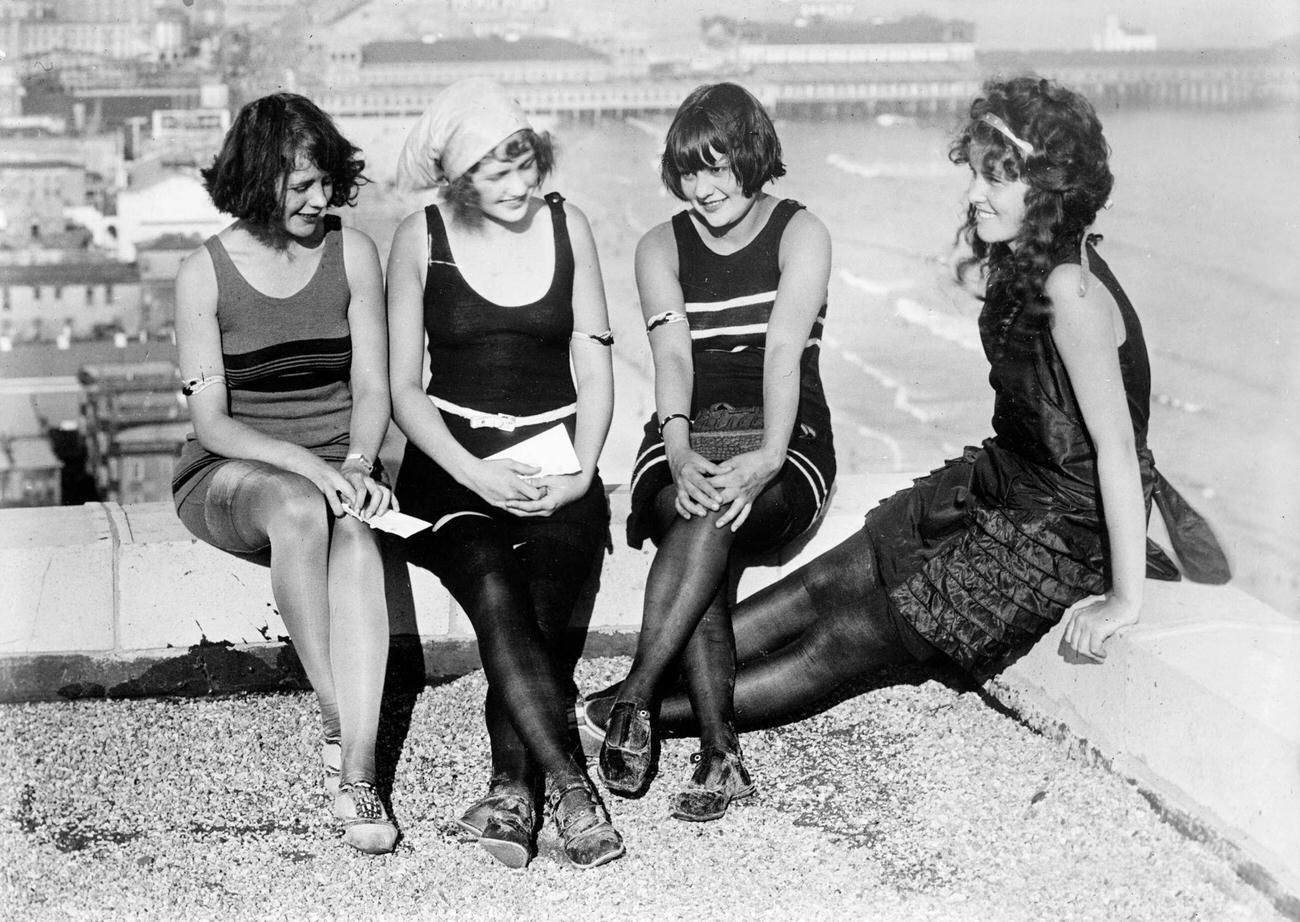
[202,233,237,283]
[423,203,453,263]
[768,198,807,236]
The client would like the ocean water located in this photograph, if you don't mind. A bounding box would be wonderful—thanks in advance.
[343,106,1299,615]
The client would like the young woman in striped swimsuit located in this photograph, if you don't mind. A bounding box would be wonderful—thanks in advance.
[172,93,397,854]
[594,83,836,821]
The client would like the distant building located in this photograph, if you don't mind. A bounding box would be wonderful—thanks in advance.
[709,14,976,66]
[0,261,142,341]
[1092,13,1158,53]
[136,233,202,336]
[0,11,156,64]
[114,172,229,250]
[0,64,20,119]
[222,0,309,30]
[356,36,612,89]
[0,435,61,507]
[0,160,89,247]
[78,362,188,505]
[0,127,124,185]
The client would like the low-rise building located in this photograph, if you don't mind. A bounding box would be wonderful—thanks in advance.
[78,362,188,505]
[136,233,202,336]
[358,35,612,89]
[710,14,976,66]
[0,160,89,247]
[0,261,142,341]
[0,435,61,507]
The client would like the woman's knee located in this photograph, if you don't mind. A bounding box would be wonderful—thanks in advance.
[329,513,383,566]
[253,469,331,541]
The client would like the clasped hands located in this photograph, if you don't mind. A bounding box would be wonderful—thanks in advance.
[468,458,586,517]
[670,447,783,531]
[305,455,396,519]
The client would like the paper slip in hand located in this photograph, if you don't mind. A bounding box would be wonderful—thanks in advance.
[485,423,582,477]
[340,504,432,538]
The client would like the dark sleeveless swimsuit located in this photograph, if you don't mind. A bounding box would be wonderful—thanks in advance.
[394,192,607,532]
[627,198,837,550]
[859,245,1224,676]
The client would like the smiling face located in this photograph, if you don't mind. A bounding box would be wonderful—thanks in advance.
[468,132,541,225]
[680,149,757,230]
[279,156,332,240]
[966,151,1030,246]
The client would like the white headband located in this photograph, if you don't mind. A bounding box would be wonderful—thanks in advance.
[980,113,1034,157]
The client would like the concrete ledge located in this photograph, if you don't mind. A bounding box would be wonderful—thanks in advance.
[988,580,1300,912]
[0,473,1296,909]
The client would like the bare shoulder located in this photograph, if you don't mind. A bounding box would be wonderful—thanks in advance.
[783,206,829,248]
[1046,262,1122,347]
[561,198,591,229]
[176,241,216,287]
[339,223,379,259]
[561,199,596,245]
[635,219,676,262]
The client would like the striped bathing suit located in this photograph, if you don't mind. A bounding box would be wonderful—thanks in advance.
[627,198,836,550]
[172,215,353,506]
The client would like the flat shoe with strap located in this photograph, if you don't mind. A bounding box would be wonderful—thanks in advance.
[456,775,532,839]
[597,700,654,796]
[669,746,755,823]
[546,779,625,870]
[478,790,536,869]
[334,781,398,854]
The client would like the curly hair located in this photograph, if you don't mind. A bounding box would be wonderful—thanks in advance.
[201,93,366,232]
[949,76,1114,341]
[444,129,555,227]
[660,83,786,200]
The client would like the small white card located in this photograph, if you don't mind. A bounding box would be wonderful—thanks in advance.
[340,504,432,538]
[484,423,582,477]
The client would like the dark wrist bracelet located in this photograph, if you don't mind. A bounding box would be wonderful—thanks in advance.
[657,413,690,437]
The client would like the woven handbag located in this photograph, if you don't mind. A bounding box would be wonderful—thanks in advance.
[689,403,764,461]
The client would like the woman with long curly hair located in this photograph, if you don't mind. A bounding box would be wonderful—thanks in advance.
[581,76,1227,746]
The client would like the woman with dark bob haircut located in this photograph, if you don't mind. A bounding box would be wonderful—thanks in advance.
[388,79,622,870]
[581,77,1226,753]
[590,82,837,822]
[173,92,398,853]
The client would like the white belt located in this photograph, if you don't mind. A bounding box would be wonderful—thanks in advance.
[429,395,576,432]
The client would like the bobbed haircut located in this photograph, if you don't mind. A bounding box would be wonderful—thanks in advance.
[444,128,555,228]
[201,92,367,228]
[660,83,785,200]
[949,76,1114,333]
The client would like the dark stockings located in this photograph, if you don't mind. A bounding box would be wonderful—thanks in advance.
[616,488,739,749]
[594,529,927,735]
[412,515,599,791]
[615,481,811,751]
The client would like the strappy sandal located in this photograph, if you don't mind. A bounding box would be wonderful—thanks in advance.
[478,790,537,870]
[597,700,654,796]
[545,779,625,870]
[334,781,398,855]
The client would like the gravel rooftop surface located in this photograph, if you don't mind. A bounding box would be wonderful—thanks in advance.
[0,656,1283,922]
